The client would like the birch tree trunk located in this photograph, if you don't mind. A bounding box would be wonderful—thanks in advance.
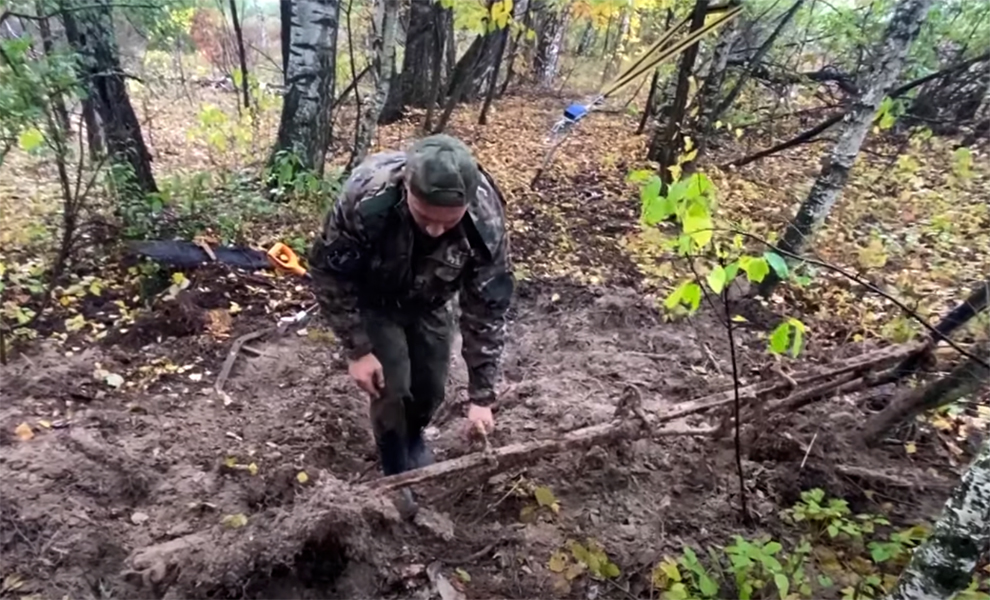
[885,438,990,600]
[758,0,933,295]
[349,0,399,169]
[59,0,157,194]
[268,0,340,179]
[533,2,564,87]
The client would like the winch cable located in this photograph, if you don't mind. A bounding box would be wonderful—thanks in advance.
[530,2,744,188]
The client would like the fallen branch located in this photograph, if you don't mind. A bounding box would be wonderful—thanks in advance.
[664,341,923,420]
[833,465,955,490]
[371,419,714,493]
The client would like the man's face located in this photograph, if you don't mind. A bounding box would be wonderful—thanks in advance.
[406,184,468,238]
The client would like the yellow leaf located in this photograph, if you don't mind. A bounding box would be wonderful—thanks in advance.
[296,471,309,484]
[683,136,694,152]
[14,422,34,441]
[224,456,237,468]
[534,485,557,508]
[548,550,568,573]
[455,567,471,582]
[38,420,52,428]
[734,128,743,138]
[171,272,187,285]
[905,442,917,455]
[247,462,258,476]
[221,513,248,528]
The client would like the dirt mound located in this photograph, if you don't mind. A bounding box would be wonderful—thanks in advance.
[0,284,960,599]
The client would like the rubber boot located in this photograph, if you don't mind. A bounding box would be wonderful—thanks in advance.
[376,430,419,520]
[408,432,435,470]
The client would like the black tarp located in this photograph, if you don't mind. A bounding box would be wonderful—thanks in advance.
[125,240,272,271]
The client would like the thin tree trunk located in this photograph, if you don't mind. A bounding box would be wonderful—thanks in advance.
[499,0,532,96]
[381,0,445,124]
[884,438,990,600]
[690,16,739,163]
[349,0,399,169]
[636,68,660,134]
[713,0,803,124]
[646,0,708,173]
[479,26,509,125]
[889,279,990,382]
[435,27,493,133]
[59,0,157,194]
[422,6,449,133]
[862,343,989,445]
[280,0,291,76]
[758,0,934,296]
[229,0,251,111]
[35,0,71,134]
[267,0,340,178]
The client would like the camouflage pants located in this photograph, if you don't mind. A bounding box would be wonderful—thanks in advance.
[363,301,453,475]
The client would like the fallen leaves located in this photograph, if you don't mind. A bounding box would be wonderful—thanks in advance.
[14,422,34,441]
[221,513,248,529]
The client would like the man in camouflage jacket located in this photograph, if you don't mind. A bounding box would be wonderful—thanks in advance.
[308,134,514,517]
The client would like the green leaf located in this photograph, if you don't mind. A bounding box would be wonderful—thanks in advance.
[723,262,740,284]
[641,177,666,226]
[774,573,789,598]
[627,169,655,183]
[739,256,770,283]
[763,251,789,278]
[699,573,719,597]
[17,127,44,152]
[682,283,702,312]
[602,561,620,578]
[660,560,681,582]
[769,322,791,354]
[827,523,839,538]
[789,319,806,357]
[664,281,688,310]
[707,265,727,294]
[819,575,834,588]
[682,201,713,249]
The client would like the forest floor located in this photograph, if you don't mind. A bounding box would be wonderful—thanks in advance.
[1,85,988,599]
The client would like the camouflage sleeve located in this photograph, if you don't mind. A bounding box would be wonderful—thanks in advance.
[459,177,515,406]
[307,176,376,360]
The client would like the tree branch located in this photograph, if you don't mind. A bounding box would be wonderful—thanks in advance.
[721,228,990,370]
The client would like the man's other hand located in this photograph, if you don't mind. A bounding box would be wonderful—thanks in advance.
[349,353,385,398]
[466,403,494,438]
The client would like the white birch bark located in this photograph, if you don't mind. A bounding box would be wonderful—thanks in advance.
[885,438,990,600]
[269,0,339,176]
[349,0,399,169]
[761,0,933,293]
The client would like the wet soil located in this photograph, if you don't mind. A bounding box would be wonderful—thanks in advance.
[0,279,961,600]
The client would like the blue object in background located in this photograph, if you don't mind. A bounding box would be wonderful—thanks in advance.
[563,103,588,121]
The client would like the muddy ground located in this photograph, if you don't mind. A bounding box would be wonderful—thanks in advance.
[0,276,964,600]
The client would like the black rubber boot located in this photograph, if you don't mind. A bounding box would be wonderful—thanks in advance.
[408,433,435,470]
[376,430,419,520]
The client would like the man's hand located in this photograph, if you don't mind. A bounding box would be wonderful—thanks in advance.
[465,403,494,438]
[349,353,384,399]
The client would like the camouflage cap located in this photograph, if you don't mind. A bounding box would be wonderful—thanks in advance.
[405,134,481,207]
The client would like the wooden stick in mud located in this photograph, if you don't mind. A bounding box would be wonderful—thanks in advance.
[370,420,714,493]
[370,343,923,493]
